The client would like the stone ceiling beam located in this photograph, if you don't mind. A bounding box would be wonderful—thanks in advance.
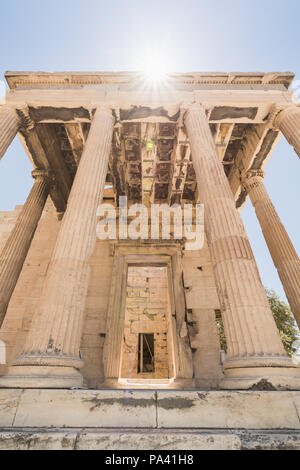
[170,127,191,205]
[34,123,72,207]
[141,123,157,207]
[214,123,234,161]
[228,124,281,209]
[64,123,84,165]
[109,126,126,204]
[18,127,67,213]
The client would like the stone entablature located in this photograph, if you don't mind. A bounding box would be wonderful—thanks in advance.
[1,71,298,213]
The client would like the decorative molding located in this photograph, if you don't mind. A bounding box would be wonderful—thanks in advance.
[5,71,295,90]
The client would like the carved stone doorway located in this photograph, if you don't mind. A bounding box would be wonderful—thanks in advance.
[120,265,172,382]
[103,242,194,388]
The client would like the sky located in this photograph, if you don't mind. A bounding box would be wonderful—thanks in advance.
[0,0,299,303]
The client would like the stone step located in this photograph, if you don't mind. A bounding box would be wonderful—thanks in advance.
[1,389,300,430]
[119,378,172,386]
[0,428,300,450]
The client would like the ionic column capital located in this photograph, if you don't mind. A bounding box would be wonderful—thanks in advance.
[242,169,265,190]
[275,104,300,128]
[88,104,115,122]
[268,104,300,130]
[182,102,208,118]
[31,168,53,187]
[16,105,35,134]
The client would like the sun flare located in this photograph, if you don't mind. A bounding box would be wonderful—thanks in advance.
[139,53,172,86]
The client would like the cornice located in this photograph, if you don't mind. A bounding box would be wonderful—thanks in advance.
[4,71,295,90]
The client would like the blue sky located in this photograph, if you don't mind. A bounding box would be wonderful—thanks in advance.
[0,0,299,302]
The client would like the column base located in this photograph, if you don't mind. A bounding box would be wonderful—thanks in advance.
[0,365,83,389]
[220,366,300,390]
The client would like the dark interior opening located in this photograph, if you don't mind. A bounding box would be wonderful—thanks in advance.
[138,333,155,373]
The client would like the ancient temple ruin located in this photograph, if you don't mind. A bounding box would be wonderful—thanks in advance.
[0,71,299,449]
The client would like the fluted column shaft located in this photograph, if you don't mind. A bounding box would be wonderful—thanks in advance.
[184,104,295,384]
[1,107,114,388]
[0,106,20,160]
[244,170,300,328]
[275,106,300,158]
[0,170,51,327]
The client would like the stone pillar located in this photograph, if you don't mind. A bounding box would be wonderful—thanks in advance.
[0,169,51,327]
[0,105,21,160]
[0,107,114,388]
[275,105,300,158]
[243,169,300,328]
[184,103,300,390]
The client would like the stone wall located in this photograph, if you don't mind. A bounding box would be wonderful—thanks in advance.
[80,240,113,387]
[0,202,224,388]
[183,240,223,387]
[121,266,169,379]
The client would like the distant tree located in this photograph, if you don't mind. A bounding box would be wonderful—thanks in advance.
[216,289,300,357]
[266,289,300,357]
[215,312,227,352]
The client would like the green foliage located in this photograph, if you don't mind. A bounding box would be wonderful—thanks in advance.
[216,289,300,356]
[266,289,300,357]
[216,316,227,351]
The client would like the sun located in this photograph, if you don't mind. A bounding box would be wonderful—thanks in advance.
[142,64,168,83]
[139,55,171,85]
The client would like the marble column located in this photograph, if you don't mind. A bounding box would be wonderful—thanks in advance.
[0,169,51,327]
[0,105,21,160]
[275,105,300,158]
[0,107,114,388]
[243,169,300,328]
[184,103,300,390]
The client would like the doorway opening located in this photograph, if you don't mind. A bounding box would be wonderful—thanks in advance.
[138,333,155,373]
[120,265,174,382]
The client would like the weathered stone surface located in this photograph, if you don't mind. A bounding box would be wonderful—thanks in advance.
[6,389,157,428]
[0,389,23,426]
[0,430,77,450]
[1,428,300,450]
[1,389,300,431]
[75,429,241,450]
[237,430,300,450]
[156,390,300,429]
